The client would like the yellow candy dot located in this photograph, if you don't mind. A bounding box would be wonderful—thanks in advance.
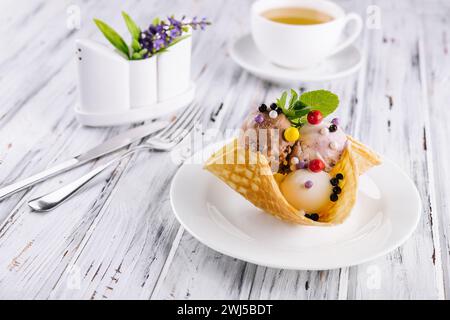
[284,127,300,142]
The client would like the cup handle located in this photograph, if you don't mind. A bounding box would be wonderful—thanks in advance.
[328,13,363,57]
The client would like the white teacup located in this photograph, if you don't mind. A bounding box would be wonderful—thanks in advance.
[251,0,363,69]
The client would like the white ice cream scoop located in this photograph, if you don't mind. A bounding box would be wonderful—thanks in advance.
[280,169,332,213]
[291,122,348,170]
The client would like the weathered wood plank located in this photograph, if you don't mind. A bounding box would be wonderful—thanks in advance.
[422,9,450,299]
[343,3,444,299]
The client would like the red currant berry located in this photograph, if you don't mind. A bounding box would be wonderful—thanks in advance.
[307,110,323,125]
[309,159,325,173]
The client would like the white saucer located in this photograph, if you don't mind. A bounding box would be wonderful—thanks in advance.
[170,142,421,270]
[230,34,363,83]
[75,83,196,127]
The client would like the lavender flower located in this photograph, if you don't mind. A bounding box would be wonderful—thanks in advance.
[187,16,210,30]
[153,38,165,51]
[169,26,182,38]
[139,15,211,57]
[94,11,210,60]
[168,16,182,28]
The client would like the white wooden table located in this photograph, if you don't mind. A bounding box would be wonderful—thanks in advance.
[0,0,448,300]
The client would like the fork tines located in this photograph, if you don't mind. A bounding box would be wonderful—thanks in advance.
[155,103,202,143]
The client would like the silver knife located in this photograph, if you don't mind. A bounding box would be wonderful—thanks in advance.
[0,121,168,200]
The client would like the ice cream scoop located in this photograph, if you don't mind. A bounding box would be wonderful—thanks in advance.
[240,111,295,171]
[280,169,332,213]
[290,122,347,171]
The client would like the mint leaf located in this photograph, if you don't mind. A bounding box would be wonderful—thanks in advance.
[273,89,339,127]
[122,12,141,40]
[276,91,288,109]
[94,19,130,59]
[299,90,339,117]
[292,100,307,110]
[292,109,310,118]
[288,89,298,109]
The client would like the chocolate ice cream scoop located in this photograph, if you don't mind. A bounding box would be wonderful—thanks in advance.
[290,122,347,171]
[240,111,294,172]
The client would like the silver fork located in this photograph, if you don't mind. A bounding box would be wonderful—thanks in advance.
[28,103,202,212]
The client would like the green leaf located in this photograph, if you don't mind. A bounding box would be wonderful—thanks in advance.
[131,52,142,60]
[292,100,307,110]
[157,48,168,54]
[94,19,130,58]
[292,108,310,117]
[299,90,339,117]
[131,39,141,51]
[138,48,148,55]
[273,89,339,126]
[164,34,191,50]
[288,89,298,109]
[122,11,141,40]
[276,91,288,109]
[283,110,295,118]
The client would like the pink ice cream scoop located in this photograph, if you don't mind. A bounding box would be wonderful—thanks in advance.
[290,121,348,171]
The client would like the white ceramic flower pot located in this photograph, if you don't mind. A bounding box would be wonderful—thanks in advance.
[76,39,158,113]
[157,35,192,102]
[129,56,157,108]
[77,39,131,114]
[75,36,194,126]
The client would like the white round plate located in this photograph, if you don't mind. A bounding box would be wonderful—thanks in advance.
[230,34,363,83]
[75,83,196,127]
[170,142,421,270]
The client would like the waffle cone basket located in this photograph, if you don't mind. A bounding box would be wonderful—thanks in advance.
[205,137,381,226]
